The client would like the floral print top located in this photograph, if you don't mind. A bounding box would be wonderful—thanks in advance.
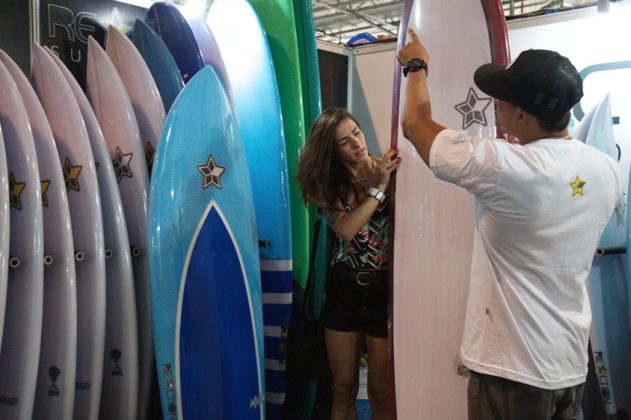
[328,196,389,270]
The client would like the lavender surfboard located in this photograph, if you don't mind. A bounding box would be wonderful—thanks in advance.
[86,36,153,420]
[49,47,140,420]
[106,25,165,174]
[0,57,44,420]
[32,43,106,420]
[1,49,77,420]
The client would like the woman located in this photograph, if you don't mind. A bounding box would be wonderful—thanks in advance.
[297,107,400,420]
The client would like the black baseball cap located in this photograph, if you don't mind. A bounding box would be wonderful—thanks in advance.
[474,49,583,121]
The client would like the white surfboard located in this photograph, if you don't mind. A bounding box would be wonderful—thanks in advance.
[106,24,165,175]
[86,36,153,420]
[0,49,78,420]
[31,43,106,420]
[47,47,140,420]
[393,1,499,418]
[0,57,44,420]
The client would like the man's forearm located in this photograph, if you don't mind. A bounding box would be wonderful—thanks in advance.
[401,71,445,166]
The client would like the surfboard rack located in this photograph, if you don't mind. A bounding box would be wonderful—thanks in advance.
[596,246,626,256]
[131,246,142,257]
[104,248,113,259]
[75,251,85,262]
[44,254,54,266]
[9,256,21,269]
[258,240,272,249]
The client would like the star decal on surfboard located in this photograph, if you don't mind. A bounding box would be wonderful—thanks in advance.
[112,147,133,183]
[63,157,83,192]
[146,142,156,175]
[570,175,586,197]
[455,88,493,129]
[40,179,51,207]
[197,154,225,189]
[9,172,25,210]
[249,395,264,409]
[615,198,626,225]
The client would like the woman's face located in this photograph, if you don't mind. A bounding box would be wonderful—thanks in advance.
[333,117,368,165]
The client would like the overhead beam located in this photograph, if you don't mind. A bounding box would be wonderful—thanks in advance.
[314,0,398,36]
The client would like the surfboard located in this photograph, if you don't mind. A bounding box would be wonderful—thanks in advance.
[391,0,509,418]
[31,43,106,420]
[85,36,153,420]
[249,0,310,290]
[106,24,165,174]
[48,47,140,420]
[583,94,631,417]
[0,57,44,420]
[129,19,184,114]
[207,1,291,417]
[181,9,233,103]
[145,2,204,84]
[149,65,265,419]
[573,102,598,143]
[0,49,77,420]
[0,110,7,355]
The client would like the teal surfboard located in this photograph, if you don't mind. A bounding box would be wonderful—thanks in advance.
[130,19,184,114]
[149,66,265,419]
[249,0,310,290]
[585,95,631,417]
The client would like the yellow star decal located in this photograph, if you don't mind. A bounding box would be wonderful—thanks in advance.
[63,157,82,192]
[40,179,51,207]
[570,175,586,197]
[9,172,25,210]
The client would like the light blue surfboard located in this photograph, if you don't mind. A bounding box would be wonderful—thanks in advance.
[207,1,292,417]
[585,94,631,417]
[130,19,184,114]
[149,66,265,420]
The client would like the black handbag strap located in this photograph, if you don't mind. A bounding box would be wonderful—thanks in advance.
[301,208,323,316]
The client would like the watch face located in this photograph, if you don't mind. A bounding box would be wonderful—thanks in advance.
[408,58,425,70]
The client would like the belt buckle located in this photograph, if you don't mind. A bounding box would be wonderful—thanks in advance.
[356,271,373,286]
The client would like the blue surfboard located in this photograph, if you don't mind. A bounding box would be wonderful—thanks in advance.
[130,19,184,113]
[145,2,204,84]
[585,94,631,416]
[149,66,265,419]
[207,1,292,417]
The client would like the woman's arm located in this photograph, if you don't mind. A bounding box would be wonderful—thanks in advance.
[328,148,400,242]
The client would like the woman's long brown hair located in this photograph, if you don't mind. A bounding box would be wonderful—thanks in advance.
[296,107,362,210]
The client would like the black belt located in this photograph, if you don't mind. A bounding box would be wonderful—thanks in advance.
[333,263,387,286]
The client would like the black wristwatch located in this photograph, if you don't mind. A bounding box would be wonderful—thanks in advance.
[403,58,428,77]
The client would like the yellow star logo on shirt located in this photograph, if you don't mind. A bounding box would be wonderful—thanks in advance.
[570,175,586,197]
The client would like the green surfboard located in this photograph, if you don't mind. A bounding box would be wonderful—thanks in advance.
[249,0,310,289]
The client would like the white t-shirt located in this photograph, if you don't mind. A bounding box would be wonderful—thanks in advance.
[430,128,624,389]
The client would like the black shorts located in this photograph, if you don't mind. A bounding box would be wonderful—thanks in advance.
[321,263,388,338]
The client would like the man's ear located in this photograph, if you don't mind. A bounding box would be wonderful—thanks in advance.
[515,106,533,125]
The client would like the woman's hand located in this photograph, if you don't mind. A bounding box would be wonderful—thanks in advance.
[376,147,402,190]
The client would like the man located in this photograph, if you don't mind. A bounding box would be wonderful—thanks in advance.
[397,29,623,419]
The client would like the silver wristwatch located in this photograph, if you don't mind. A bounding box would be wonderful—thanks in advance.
[367,187,386,204]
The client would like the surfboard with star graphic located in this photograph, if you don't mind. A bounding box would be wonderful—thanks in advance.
[149,65,264,420]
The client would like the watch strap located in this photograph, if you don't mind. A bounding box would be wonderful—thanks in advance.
[367,187,386,204]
